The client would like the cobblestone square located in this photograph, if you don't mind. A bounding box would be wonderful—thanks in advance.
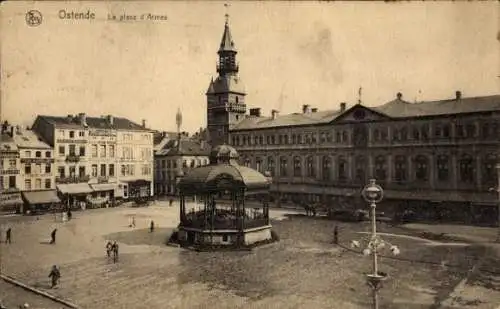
[1,202,499,309]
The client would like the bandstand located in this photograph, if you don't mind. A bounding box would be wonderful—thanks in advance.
[176,144,275,250]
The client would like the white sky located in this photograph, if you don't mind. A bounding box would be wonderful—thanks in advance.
[1,1,499,134]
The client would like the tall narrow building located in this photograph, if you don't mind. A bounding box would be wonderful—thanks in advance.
[206,15,246,147]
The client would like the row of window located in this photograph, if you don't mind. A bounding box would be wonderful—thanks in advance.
[23,163,51,175]
[59,130,151,141]
[155,157,210,170]
[121,164,151,177]
[0,159,17,169]
[25,178,52,190]
[121,147,152,160]
[0,176,16,190]
[57,165,115,178]
[231,121,499,147]
[244,153,499,184]
[23,150,51,158]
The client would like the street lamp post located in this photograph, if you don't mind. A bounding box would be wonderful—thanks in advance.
[350,179,400,309]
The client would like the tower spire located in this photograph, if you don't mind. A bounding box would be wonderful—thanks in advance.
[358,87,363,105]
[176,107,182,151]
[224,3,230,25]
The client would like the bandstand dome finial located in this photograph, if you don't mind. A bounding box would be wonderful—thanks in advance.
[209,144,239,165]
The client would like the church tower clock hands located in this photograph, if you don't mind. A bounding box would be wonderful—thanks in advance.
[206,7,247,147]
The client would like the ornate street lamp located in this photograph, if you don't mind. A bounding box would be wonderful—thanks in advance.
[350,179,400,309]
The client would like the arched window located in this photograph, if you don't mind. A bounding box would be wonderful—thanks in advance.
[354,155,366,183]
[244,157,251,168]
[292,134,297,144]
[374,156,386,181]
[267,156,275,176]
[437,155,449,181]
[35,151,41,158]
[342,131,348,143]
[279,157,288,177]
[400,127,408,140]
[394,155,406,182]
[338,156,347,181]
[459,154,474,183]
[482,153,497,184]
[373,129,380,141]
[256,157,263,173]
[45,151,51,158]
[415,155,429,181]
[306,156,315,177]
[293,156,302,177]
[322,156,331,181]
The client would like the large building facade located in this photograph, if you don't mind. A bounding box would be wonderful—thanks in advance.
[205,18,500,224]
[154,137,210,196]
[0,124,23,214]
[12,127,60,213]
[32,113,154,208]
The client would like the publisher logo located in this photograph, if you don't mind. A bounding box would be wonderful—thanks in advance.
[26,10,43,27]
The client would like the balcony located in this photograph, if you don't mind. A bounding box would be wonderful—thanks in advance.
[97,176,109,183]
[65,155,80,163]
[56,175,90,184]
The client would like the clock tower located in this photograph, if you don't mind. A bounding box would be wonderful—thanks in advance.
[206,13,246,147]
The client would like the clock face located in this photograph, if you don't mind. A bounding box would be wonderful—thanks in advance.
[353,109,366,120]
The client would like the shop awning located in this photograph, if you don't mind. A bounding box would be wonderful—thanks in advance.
[0,193,23,206]
[22,190,60,205]
[57,183,93,194]
[90,183,117,191]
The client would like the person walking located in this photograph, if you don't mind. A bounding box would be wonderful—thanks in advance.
[106,241,113,258]
[130,216,136,228]
[169,199,173,207]
[112,241,119,263]
[67,209,72,221]
[150,220,155,233]
[48,265,60,288]
[5,227,11,244]
[333,225,339,245]
[49,228,57,244]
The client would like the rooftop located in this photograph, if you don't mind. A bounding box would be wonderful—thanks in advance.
[156,138,210,157]
[36,114,153,132]
[231,93,500,131]
[0,133,19,152]
[11,129,51,149]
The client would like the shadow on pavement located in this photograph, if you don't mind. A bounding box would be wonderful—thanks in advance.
[104,228,174,247]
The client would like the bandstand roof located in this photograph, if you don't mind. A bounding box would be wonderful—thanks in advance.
[178,144,271,195]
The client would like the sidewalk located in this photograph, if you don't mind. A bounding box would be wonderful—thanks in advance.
[401,223,499,244]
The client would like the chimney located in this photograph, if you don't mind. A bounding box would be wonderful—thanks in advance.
[67,114,73,122]
[15,125,21,135]
[311,108,318,113]
[200,140,206,149]
[10,126,14,137]
[142,119,146,128]
[302,104,311,114]
[397,92,403,100]
[249,108,261,117]
[271,109,279,120]
[455,91,462,100]
[106,115,114,126]
[340,102,347,112]
[78,113,87,126]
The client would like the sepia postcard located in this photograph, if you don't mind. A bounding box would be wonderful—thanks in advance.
[0,1,499,309]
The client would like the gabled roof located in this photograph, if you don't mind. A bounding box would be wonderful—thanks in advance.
[230,94,500,131]
[12,129,51,149]
[218,21,237,53]
[156,138,210,157]
[36,115,152,131]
